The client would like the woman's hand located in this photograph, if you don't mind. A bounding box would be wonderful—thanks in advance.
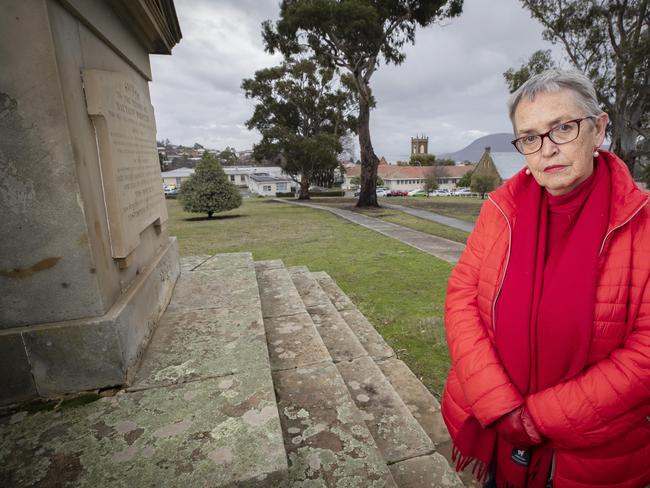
[495,405,543,447]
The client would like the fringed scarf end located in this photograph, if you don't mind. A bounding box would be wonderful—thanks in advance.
[451,444,490,484]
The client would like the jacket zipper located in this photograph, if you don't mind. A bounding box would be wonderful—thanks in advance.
[487,195,513,333]
[598,197,648,255]
[546,450,556,487]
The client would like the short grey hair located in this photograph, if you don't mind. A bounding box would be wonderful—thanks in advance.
[507,69,603,129]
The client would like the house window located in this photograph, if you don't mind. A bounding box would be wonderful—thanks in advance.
[263,185,272,191]
[277,182,287,191]
[241,175,246,182]
[175,177,181,185]
[230,175,235,182]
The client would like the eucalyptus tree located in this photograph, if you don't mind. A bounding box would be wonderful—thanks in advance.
[505,0,649,172]
[242,58,356,199]
[262,0,464,207]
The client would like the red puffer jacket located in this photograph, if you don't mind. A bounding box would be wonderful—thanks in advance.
[441,152,650,487]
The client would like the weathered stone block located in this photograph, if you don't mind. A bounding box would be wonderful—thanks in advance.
[339,307,394,360]
[336,357,434,464]
[273,364,396,487]
[389,453,464,488]
[0,372,288,487]
[306,304,368,362]
[0,334,38,404]
[377,358,450,444]
[312,271,356,312]
[133,307,266,389]
[255,267,305,319]
[167,267,259,313]
[264,312,331,371]
[23,321,124,397]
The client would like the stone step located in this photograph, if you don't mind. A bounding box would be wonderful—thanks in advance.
[273,363,397,487]
[287,268,445,479]
[255,261,396,486]
[0,253,289,488]
[312,271,394,360]
[336,356,435,464]
[309,270,464,486]
[287,267,368,362]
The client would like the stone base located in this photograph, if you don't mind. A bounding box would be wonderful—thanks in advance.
[0,237,180,406]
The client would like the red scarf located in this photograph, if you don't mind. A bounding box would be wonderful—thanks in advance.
[452,156,611,487]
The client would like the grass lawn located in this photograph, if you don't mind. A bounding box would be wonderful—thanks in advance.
[306,197,473,243]
[167,198,454,397]
[387,196,484,223]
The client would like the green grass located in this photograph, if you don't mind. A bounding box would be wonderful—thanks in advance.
[387,196,484,223]
[167,198,454,397]
[307,197,471,243]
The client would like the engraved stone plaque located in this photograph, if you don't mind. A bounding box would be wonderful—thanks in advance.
[83,69,167,259]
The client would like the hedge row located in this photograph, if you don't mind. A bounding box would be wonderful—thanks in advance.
[275,190,346,198]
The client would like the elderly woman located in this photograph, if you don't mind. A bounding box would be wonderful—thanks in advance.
[441,69,649,488]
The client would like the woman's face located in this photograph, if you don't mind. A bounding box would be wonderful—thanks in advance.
[513,89,608,196]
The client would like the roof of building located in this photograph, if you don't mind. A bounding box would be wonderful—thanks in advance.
[222,166,284,175]
[161,167,194,178]
[344,164,474,179]
[490,152,526,180]
[249,173,293,183]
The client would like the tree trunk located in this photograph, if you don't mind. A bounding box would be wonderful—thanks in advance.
[298,173,310,200]
[609,111,638,174]
[356,81,379,208]
[207,211,213,219]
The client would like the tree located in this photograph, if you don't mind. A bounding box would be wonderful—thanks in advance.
[456,170,473,188]
[504,49,557,92]
[470,174,497,199]
[410,153,436,166]
[242,58,356,199]
[424,173,439,194]
[216,147,238,167]
[506,1,649,172]
[262,0,463,207]
[179,153,242,218]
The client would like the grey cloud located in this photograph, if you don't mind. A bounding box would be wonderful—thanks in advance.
[150,0,561,161]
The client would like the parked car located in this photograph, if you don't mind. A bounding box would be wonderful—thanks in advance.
[389,189,408,197]
[376,188,391,197]
[164,185,179,198]
[430,189,451,196]
[408,189,427,197]
[452,188,473,196]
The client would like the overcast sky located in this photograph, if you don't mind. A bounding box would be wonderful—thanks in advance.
[150,0,562,162]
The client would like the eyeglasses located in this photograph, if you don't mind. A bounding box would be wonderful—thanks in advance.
[511,117,596,155]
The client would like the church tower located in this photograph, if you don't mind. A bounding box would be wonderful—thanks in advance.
[411,135,429,155]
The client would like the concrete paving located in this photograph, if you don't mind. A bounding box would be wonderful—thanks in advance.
[274,199,466,264]
[381,203,475,233]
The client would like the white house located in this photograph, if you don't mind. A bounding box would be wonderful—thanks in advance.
[160,165,291,190]
[247,173,294,196]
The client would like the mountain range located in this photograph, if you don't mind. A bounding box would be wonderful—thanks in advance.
[440,132,516,162]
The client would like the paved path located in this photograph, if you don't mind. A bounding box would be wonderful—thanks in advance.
[274,199,466,264]
[381,203,475,233]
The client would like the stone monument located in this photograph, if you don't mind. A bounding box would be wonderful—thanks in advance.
[0,0,182,405]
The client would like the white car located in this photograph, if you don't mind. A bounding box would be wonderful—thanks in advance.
[376,188,391,197]
[453,188,473,196]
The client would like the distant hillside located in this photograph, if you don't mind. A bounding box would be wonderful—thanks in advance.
[440,133,515,162]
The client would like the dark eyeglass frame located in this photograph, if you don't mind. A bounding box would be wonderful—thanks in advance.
[511,116,596,155]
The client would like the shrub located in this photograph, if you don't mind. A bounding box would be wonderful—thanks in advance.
[179,153,242,218]
[275,192,296,198]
